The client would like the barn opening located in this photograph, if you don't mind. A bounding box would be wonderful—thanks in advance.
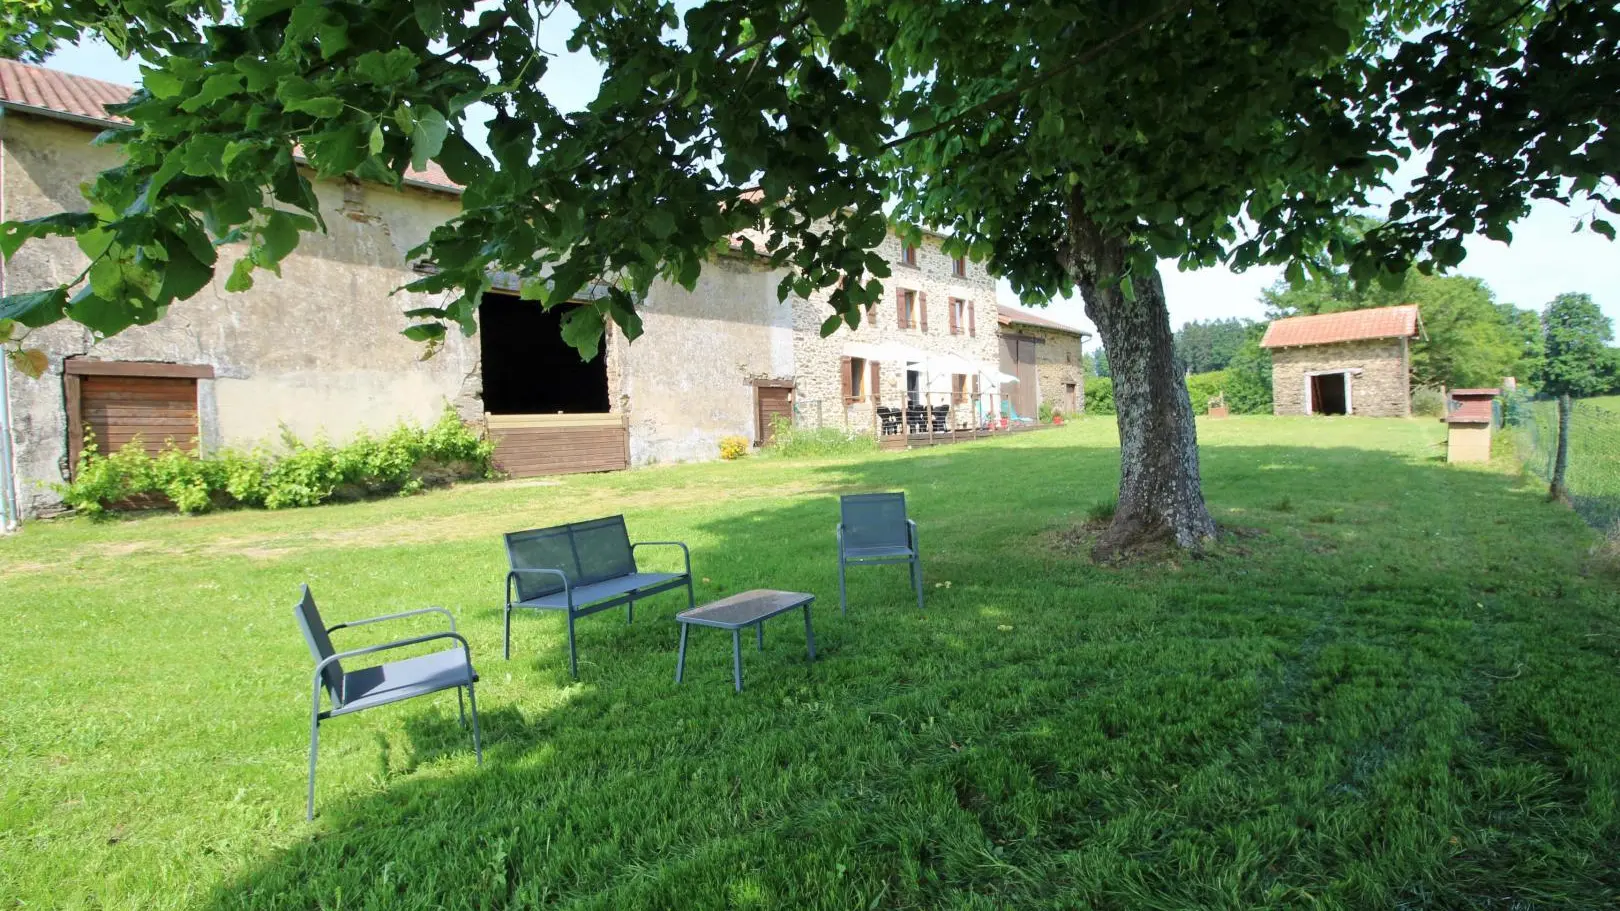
[1309,373,1349,415]
[477,292,626,478]
[478,292,608,415]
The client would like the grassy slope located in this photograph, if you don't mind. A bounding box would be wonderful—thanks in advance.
[3,417,1617,910]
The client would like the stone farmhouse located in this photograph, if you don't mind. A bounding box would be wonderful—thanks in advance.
[0,61,1087,520]
[1260,305,1423,416]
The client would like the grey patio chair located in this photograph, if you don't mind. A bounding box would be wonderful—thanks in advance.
[294,584,481,820]
[837,492,924,615]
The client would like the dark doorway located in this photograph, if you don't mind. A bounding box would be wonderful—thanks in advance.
[1310,373,1348,415]
[478,293,609,414]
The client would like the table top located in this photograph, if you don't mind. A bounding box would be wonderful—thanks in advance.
[677,589,815,629]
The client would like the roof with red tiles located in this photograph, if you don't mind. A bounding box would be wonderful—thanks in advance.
[997,305,1090,337]
[1260,304,1420,348]
[0,59,460,193]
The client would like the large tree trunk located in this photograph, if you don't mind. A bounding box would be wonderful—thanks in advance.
[1549,392,1572,501]
[1066,199,1216,559]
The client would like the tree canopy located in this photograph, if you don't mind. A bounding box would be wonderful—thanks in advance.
[1535,292,1614,399]
[0,0,1612,358]
[1,0,1614,552]
[1174,318,1257,375]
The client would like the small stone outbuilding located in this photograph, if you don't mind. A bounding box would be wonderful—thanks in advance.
[1261,305,1422,417]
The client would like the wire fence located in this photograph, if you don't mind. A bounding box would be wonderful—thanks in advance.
[1506,393,1620,534]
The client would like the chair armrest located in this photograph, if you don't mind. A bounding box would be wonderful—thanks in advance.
[327,606,456,634]
[906,519,918,549]
[507,568,571,607]
[632,541,691,577]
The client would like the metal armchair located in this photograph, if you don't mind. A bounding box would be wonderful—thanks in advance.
[836,492,924,615]
[294,585,482,819]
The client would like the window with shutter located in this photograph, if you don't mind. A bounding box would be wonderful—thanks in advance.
[895,289,907,329]
[918,292,928,332]
[968,302,976,336]
[840,356,852,403]
[870,362,881,405]
[850,357,869,401]
[953,256,966,277]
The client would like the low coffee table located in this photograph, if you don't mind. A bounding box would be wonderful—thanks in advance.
[675,589,816,692]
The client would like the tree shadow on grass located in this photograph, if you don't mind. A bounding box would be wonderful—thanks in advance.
[201,439,1620,910]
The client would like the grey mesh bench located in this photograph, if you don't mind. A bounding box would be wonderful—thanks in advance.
[504,515,695,677]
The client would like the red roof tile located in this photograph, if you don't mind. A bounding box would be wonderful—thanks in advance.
[1260,305,1420,348]
[997,305,1089,337]
[0,59,459,193]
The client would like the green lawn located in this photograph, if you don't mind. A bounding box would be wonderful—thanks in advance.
[4,417,1618,909]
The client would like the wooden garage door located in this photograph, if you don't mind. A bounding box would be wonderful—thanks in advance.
[755,384,793,444]
[79,375,199,459]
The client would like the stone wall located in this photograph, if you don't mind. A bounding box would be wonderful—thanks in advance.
[791,230,1000,434]
[1,114,476,517]
[1269,337,1411,417]
[1009,323,1086,415]
[609,254,794,466]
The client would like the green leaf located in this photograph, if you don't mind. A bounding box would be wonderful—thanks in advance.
[224,257,256,292]
[434,132,486,185]
[67,288,139,336]
[559,305,604,360]
[0,287,69,327]
[258,211,305,265]
[644,209,676,239]
[8,347,48,378]
[369,122,385,156]
[0,318,12,343]
[284,95,344,118]
[410,108,449,172]
[414,0,445,38]
[317,20,350,59]
[820,313,843,337]
[143,69,185,99]
[1,212,97,260]
[178,73,243,112]
[156,246,216,303]
[403,323,447,342]
[807,0,846,33]
[1591,219,1615,241]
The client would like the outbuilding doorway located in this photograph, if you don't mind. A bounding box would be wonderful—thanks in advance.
[1309,372,1349,415]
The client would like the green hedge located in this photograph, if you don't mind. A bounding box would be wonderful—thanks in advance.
[59,407,495,516]
[1086,377,1114,415]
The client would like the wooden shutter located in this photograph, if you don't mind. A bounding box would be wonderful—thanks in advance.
[895,289,907,329]
[919,292,928,332]
[869,362,881,405]
[949,298,958,334]
[968,302,976,336]
[79,375,199,460]
[840,356,852,403]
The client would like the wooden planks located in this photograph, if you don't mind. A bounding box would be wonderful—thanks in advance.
[77,375,199,462]
[489,416,629,478]
[755,385,793,444]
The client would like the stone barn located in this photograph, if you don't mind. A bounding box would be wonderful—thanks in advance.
[1260,305,1422,417]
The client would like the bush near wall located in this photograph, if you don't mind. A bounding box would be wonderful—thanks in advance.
[58,408,495,516]
[1086,377,1115,415]
[759,416,879,458]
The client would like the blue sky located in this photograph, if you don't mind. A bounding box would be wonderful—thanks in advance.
[47,31,1619,345]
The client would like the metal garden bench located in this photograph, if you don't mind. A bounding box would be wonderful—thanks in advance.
[503,515,695,677]
[294,585,481,819]
[837,492,925,615]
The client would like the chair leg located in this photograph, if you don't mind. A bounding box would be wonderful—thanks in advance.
[306,714,320,821]
[457,687,466,728]
[913,556,924,611]
[676,622,689,683]
[567,612,579,679]
[804,603,816,662]
[503,603,512,661]
[687,577,696,611]
[757,622,764,651]
[627,598,634,624]
[732,629,744,693]
[465,683,483,764]
[838,556,848,616]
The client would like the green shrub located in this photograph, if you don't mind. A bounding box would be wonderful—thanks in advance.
[1185,370,1231,413]
[1086,377,1115,415]
[1411,386,1446,417]
[1037,401,1055,423]
[57,407,494,516]
[759,416,879,458]
[1086,497,1118,523]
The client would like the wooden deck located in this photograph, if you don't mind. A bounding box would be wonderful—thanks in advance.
[876,422,1048,451]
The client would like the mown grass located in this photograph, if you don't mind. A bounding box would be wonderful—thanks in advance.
[3,417,1618,910]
